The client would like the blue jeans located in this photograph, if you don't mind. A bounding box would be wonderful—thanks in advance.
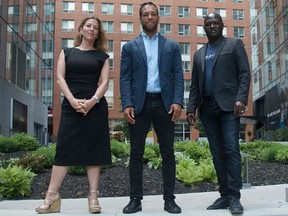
[128,93,176,201]
[200,100,242,199]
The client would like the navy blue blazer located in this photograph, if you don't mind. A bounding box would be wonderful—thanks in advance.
[120,33,184,115]
[187,37,251,114]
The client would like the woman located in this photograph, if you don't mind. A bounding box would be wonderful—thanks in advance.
[35,16,112,214]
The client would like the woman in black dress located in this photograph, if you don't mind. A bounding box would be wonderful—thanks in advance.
[36,16,111,214]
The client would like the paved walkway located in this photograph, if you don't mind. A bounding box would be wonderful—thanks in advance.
[0,184,288,215]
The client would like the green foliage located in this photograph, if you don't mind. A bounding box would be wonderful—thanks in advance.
[0,133,41,153]
[240,140,275,160]
[113,119,130,140]
[147,157,162,170]
[0,135,18,153]
[275,146,288,163]
[0,164,37,198]
[261,144,286,162]
[176,157,216,186]
[33,144,56,168]
[110,139,130,158]
[143,147,157,162]
[16,153,45,173]
[272,127,288,141]
[11,133,41,151]
[182,142,211,162]
[68,166,86,175]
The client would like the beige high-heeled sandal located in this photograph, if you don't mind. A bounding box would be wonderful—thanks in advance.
[35,190,61,214]
[88,190,101,214]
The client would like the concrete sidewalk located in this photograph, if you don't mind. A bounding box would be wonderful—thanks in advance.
[0,184,287,216]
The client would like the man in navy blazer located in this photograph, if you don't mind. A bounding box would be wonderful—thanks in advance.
[187,13,250,215]
[120,2,183,214]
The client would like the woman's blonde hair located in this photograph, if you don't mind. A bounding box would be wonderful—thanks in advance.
[74,16,108,52]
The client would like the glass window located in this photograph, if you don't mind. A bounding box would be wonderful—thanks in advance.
[107,40,114,70]
[178,6,190,18]
[26,4,37,15]
[197,25,205,36]
[121,22,133,34]
[196,8,208,18]
[62,2,75,13]
[62,38,74,48]
[62,20,74,32]
[121,41,128,52]
[8,5,19,16]
[233,9,244,20]
[82,2,94,14]
[179,43,190,73]
[183,80,192,110]
[102,21,114,33]
[159,5,171,17]
[234,27,245,38]
[105,79,114,109]
[44,3,54,15]
[178,24,190,36]
[121,4,133,16]
[233,0,243,3]
[24,22,37,34]
[101,3,114,15]
[215,8,226,19]
[159,24,171,35]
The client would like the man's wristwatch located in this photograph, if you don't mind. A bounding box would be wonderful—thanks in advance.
[92,95,100,103]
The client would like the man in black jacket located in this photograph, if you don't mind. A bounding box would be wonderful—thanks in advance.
[187,12,250,215]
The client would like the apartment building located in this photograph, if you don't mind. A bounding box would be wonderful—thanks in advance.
[45,0,251,142]
[0,0,54,144]
[250,0,288,137]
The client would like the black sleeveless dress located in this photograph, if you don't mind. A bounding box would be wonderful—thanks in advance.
[55,48,112,166]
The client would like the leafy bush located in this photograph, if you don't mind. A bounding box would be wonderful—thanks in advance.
[0,135,18,153]
[33,144,56,168]
[240,140,274,160]
[147,157,162,169]
[176,157,216,186]
[182,142,211,162]
[272,127,288,141]
[275,146,288,163]
[110,139,130,157]
[11,133,41,151]
[0,164,37,198]
[261,144,286,162]
[17,153,45,173]
[143,147,157,162]
[68,166,86,175]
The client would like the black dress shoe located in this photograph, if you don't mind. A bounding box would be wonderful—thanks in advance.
[164,200,181,214]
[229,198,244,214]
[207,197,229,210]
[123,198,142,214]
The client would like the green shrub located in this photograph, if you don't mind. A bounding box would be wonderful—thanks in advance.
[16,153,45,173]
[275,146,288,163]
[110,139,130,157]
[143,147,157,162]
[147,157,162,169]
[240,140,274,160]
[176,157,216,186]
[0,135,18,153]
[183,142,211,162]
[33,144,56,168]
[11,133,41,151]
[261,144,286,162]
[68,166,86,175]
[272,127,288,141]
[0,164,37,198]
[145,144,160,155]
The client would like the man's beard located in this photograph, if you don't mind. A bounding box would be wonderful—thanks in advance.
[142,23,158,33]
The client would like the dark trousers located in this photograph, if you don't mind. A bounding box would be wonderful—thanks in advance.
[128,93,176,201]
[200,100,242,199]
